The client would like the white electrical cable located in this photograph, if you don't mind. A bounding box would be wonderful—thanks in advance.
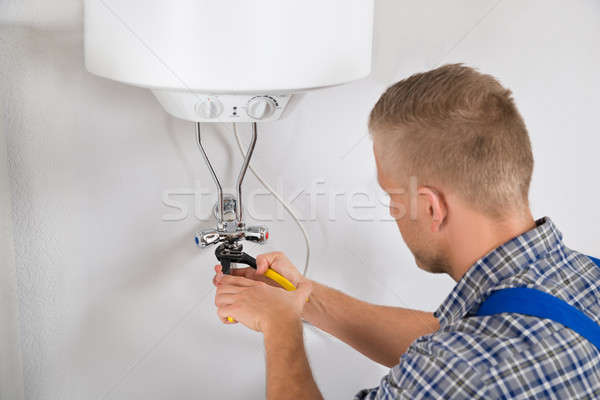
[233,123,311,277]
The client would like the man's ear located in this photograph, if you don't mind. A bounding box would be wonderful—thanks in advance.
[417,186,447,232]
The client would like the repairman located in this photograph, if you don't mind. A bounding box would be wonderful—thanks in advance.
[212,64,600,399]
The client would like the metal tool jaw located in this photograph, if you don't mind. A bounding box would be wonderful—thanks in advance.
[214,242,258,274]
[193,122,269,266]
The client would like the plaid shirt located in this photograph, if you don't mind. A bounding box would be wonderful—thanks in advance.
[355,217,600,399]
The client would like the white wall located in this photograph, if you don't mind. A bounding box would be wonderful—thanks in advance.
[0,62,25,399]
[1,1,599,399]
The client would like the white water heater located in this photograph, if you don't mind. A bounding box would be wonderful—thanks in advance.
[84,0,374,122]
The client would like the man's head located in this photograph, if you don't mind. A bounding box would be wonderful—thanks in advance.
[369,64,534,275]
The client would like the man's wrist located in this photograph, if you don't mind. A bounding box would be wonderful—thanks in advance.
[300,279,321,323]
[263,315,302,338]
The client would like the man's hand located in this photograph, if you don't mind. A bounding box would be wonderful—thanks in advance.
[212,251,304,288]
[212,252,322,399]
[213,252,311,332]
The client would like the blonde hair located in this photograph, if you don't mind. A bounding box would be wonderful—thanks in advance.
[369,64,534,217]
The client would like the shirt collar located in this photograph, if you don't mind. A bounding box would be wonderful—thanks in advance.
[434,217,563,328]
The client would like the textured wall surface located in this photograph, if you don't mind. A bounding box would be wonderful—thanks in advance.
[0,63,25,399]
[1,1,599,399]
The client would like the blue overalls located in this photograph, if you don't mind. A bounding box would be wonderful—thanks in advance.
[476,256,600,349]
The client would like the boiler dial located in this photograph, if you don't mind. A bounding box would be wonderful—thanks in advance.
[195,98,223,119]
[246,96,277,120]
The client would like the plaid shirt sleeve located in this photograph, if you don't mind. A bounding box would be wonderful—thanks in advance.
[354,339,484,399]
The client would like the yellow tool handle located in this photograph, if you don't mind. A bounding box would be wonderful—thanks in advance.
[264,268,297,291]
[226,268,297,323]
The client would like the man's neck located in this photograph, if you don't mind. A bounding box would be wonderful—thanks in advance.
[447,209,536,281]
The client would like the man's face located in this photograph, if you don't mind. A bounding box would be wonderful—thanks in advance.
[373,136,449,274]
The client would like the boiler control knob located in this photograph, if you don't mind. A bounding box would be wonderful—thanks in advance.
[246,96,277,120]
[195,98,223,119]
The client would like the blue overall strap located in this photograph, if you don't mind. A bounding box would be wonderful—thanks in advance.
[476,255,600,350]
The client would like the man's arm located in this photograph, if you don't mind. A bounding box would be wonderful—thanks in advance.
[264,317,323,400]
[214,273,322,399]
[302,281,439,368]
[247,252,439,367]
[214,251,439,368]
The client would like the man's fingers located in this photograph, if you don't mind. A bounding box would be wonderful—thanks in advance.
[213,269,224,287]
[256,251,286,274]
[218,274,258,287]
[213,265,224,286]
[230,267,256,278]
[217,305,237,324]
[214,293,237,307]
[213,273,224,287]
[216,284,244,295]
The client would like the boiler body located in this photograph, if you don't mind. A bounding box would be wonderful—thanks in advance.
[84,0,374,122]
